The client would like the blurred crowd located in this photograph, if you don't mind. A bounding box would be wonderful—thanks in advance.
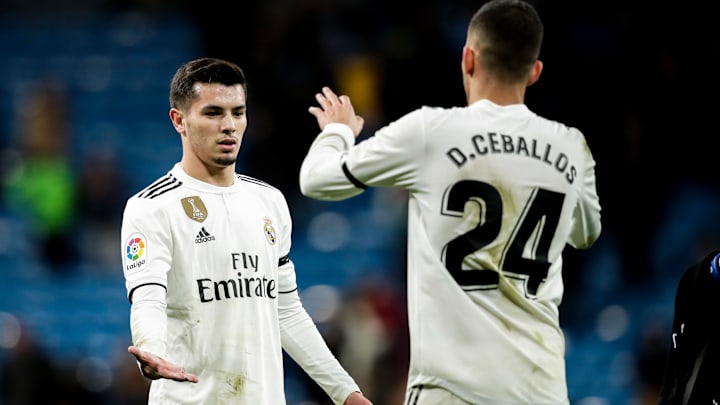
[1,0,720,404]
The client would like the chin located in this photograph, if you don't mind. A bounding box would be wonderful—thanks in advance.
[213,156,237,167]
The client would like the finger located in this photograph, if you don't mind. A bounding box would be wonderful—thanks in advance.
[128,346,145,361]
[314,93,330,110]
[308,106,324,118]
[322,87,340,104]
[163,366,198,383]
[338,94,352,107]
[165,368,189,381]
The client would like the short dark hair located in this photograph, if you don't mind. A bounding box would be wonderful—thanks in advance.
[469,0,543,83]
[169,57,247,111]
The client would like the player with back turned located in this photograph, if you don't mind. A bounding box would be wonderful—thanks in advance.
[298,0,602,404]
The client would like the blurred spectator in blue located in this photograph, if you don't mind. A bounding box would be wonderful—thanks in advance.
[76,149,128,270]
[1,81,78,274]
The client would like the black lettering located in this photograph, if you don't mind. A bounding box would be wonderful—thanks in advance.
[255,278,265,297]
[266,279,277,298]
[488,132,501,153]
[501,134,514,153]
[231,253,241,270]
[530,139,542,159]
[244,278,253,296]
[197,271,280,301]
[447,148,467,167]
[471,134,488,155]
[516,136,529,156]
[248,254,258,271]
[236,272,245,297]
[449,133,577,185]
[542,143,553,164]
[555,153,569,172]
[566,165,576,184]
[197,279,213,302]
[215,280,238,300]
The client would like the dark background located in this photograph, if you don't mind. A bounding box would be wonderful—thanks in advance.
[1,0,719,404]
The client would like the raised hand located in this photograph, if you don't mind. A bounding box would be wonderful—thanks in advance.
[309,86,365,138]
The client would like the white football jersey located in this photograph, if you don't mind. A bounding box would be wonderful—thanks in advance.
[299,99,602,405]
[122,163,358,405]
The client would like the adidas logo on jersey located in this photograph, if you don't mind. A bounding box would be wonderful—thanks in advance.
[195,227,215,244]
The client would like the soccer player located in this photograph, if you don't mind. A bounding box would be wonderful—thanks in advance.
[657,249,720,404]
[120,57,372,405]
[298,0,602,403]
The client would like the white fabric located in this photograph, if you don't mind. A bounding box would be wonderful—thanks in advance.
[129,284,167,357]
[300,100,602,405]
[122,163,359,405]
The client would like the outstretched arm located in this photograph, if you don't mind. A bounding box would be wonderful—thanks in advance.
[278,288,372,405]
[128,285,197,383]
[275,248,371,404]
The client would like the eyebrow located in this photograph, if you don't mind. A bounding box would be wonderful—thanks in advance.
[200,104,246,112]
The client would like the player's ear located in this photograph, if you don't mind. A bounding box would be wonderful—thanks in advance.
[169,108,186,135]
[527,60,543,86]
[461,45,476,77]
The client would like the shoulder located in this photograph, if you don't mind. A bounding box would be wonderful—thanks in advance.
[389,105,444,122]
[125,172,185,210]
[415,105,451,120]
[236,173,280,192]
[236,174,285,200]
[237,174,292,219]
[531,113,586,140]
[383,105,445,134]
[527,113,594,155]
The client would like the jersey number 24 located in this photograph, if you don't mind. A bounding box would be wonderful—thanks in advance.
[440,180,564,298]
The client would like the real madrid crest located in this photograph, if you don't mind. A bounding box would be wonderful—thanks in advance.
[263,216,276,245]
[181,196,208,223]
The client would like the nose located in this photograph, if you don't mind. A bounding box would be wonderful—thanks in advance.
[221,113,236,133]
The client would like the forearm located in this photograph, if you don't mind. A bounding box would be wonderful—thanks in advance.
[568,164,601,249]
[300,123,365,201]
[279,291,360,405]
[130,284,167,357]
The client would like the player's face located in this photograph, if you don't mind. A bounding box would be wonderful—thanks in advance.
[180,82,247,168]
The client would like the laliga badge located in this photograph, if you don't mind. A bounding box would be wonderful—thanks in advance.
[124,233,148,273]
[181,196,208,223]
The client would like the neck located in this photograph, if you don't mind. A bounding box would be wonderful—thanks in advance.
[466,77,526,106]
[180,157,236,187]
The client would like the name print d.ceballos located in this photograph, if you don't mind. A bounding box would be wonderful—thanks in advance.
[446,132,576,184]
[196,252,277,303]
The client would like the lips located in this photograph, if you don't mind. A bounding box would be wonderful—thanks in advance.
[218,138,237,152]
[218,138,237,145]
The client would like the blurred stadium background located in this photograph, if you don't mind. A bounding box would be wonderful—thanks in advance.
[1,0,719,404]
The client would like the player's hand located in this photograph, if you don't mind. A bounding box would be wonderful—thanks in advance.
[309,86,364,138]
[128,346,198,383]
[344,391,373,405]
